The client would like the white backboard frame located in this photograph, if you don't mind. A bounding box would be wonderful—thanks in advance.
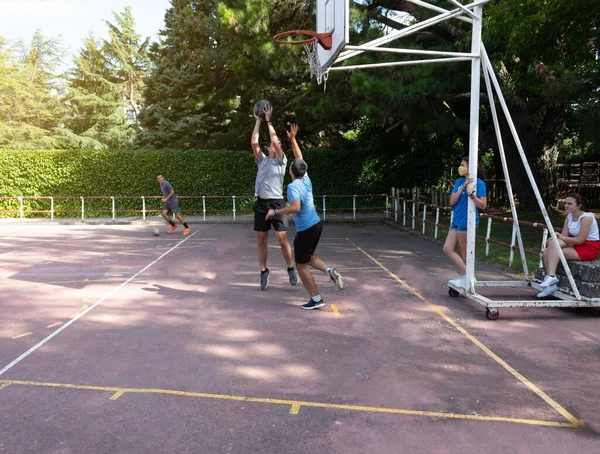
[316,0,350,73]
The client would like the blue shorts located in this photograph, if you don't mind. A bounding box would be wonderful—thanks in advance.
[450,223,467,233]
[450,223,479,233]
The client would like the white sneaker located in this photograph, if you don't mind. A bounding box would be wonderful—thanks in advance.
[540,275,559,287]
[537,285,558,298]
[449,275,466,287]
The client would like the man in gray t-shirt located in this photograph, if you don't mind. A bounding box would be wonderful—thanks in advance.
[250,104,297,290]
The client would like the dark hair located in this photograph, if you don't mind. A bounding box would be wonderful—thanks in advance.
[461,156,486,180]
[290,158,307,178]
[565,193,588,210]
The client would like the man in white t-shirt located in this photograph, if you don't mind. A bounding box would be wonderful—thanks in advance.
[251,105,297,290]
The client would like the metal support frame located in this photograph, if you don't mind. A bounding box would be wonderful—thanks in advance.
[326,0,597,318]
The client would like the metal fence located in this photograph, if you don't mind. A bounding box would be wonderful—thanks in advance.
[389,188,548,269]
[0,194,391,222]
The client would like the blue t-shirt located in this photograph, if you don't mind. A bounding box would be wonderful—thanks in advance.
[287,174,321,232]
[160,180,177,201]
[451,178,487,228]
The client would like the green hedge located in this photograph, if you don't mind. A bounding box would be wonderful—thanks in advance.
[0,149,390,217]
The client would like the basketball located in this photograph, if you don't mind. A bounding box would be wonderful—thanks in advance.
[152,228,160,236]
[253,99,272,120]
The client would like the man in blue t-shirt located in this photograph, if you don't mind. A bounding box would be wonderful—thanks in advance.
[266,124,344,310]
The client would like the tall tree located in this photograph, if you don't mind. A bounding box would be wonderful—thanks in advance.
[137,0,313,149]
[103,6,151,130]
[485,0,600,209]
[64,36,135,149]
[0,31,98,149]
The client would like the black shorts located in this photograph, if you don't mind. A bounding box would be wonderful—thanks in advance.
[294,221,323,264]
[253,198,288,232]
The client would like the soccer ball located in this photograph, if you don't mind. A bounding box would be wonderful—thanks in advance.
[253,99,272,120]
[152,228,160,236]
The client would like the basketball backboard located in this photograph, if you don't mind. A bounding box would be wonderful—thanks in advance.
[316,0,349,73]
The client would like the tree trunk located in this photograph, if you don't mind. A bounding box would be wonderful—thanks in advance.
[129,73,140,129]
[498,104,567,212]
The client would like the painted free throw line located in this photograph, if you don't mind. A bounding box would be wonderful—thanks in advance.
[0,230,199,377]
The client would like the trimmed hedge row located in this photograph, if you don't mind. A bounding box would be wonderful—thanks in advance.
[1,149,389,217]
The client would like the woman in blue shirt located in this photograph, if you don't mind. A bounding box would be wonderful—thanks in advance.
[443,157,487,288]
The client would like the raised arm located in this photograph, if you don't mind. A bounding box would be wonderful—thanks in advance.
[250,118,262,161]
[286,123,303,160]
[263,105,284,159]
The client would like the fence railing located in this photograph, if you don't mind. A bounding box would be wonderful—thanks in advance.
[0,194,391,222]
[390,188,548,269]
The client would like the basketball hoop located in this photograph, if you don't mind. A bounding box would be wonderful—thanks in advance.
[274,30,332,85]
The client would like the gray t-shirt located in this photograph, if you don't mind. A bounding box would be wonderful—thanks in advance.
[254,152,287,199]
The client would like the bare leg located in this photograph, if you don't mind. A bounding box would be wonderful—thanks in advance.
[443,230,466,274]
[308,255,328,273]
[275,230,294,268]
[457,232,467,265]
[545,242,581,275]
[297,262,319,297]
[257,231,269,272]
[175,213,187,225]
[161,210,173,224]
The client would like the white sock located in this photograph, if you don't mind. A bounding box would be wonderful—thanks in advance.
[312,294,322,302]
[326,267,332,274]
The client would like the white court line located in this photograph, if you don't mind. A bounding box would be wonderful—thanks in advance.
[0,230,199,377]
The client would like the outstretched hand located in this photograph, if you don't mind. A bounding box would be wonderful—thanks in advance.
[265,208,275,220]
[264,104,273,122]
[287,123,299,139]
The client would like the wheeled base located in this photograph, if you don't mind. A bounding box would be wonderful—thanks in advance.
[447,279,600,320]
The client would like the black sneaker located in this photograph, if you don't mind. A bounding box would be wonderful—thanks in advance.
[287,268,298,286]
[328,268,344,290]
[301,298,325,310]
[260,268,270,290]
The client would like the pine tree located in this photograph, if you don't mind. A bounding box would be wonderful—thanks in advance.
[103,6,151,130]
[0,31,99,149]
[65,36,134,149]
[137,0,313,149]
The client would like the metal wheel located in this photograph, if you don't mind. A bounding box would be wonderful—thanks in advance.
[448,288,460,298]
[486,308,499,320]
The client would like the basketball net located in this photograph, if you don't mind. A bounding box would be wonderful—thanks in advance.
[303,38,329,86]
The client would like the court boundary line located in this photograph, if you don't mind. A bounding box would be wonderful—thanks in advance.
[0,379,579,428]
[0,231,199,377]
[346,238,586,428]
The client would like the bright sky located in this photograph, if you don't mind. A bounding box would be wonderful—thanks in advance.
[0,0,172,65]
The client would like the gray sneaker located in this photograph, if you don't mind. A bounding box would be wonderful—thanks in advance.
[328,267,344,290]
[287,268,298,286]
[260,268,270,290]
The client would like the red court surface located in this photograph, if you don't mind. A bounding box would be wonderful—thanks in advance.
[1,222,599,453]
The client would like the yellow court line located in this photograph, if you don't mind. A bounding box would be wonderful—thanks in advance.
[0,379,577,428]
[46,322,63,329]
[0,383,10,391]
[346,239,586,428]
[109,391,125,400]
[11,332,32,340]
[331,305,340,316]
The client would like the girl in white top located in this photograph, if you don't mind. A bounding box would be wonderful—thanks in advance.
[538,193,600,297]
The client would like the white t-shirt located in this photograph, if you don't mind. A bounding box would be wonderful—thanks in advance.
[254,152,287,199]
[567,212,599,241]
